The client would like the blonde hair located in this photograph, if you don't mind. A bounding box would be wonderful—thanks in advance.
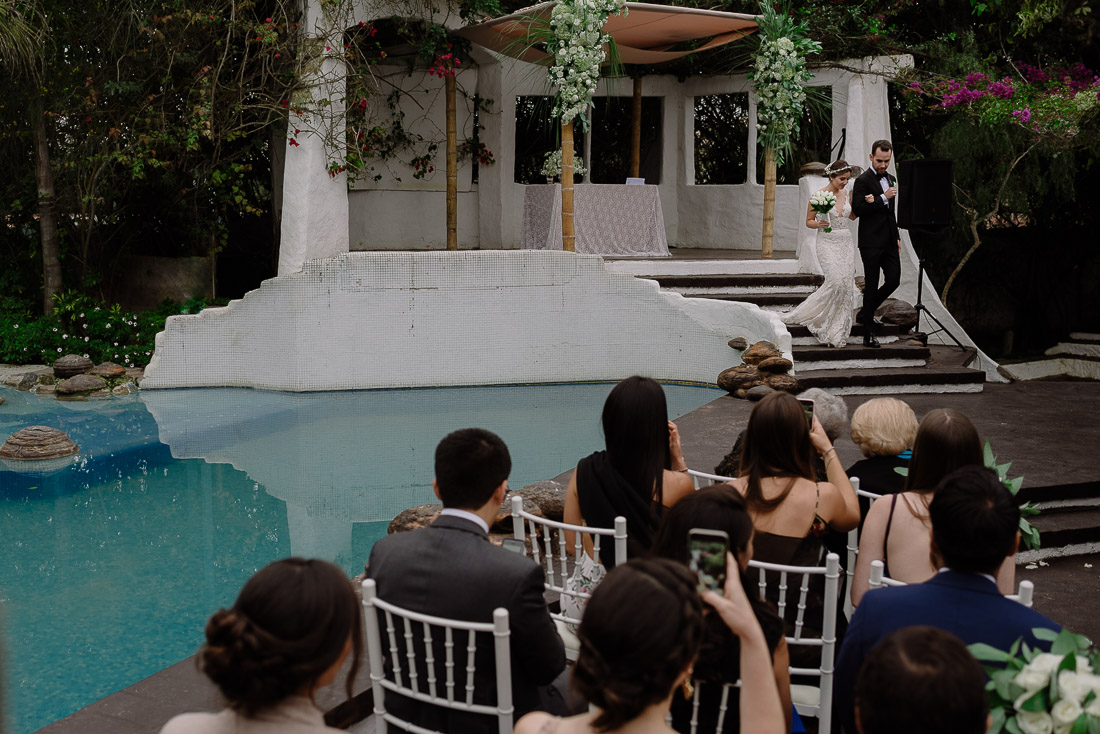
[850,398,918,457]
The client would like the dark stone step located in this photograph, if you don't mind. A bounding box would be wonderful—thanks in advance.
[691,293,807,307]
[793,344,931,361]
[1030,507,1100,548]
[655,273,824,288]
[787,324,907,339]
[1019,480,1100,506]
[794,365,986,390]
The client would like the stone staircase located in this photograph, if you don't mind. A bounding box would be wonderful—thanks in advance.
[606,254,986,395]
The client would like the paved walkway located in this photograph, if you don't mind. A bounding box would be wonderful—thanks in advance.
[21,378,1100,732]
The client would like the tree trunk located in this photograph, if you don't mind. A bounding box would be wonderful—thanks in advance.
[269,115,287,272]
[761,146,776,258]
[33,96,62,314]
[446,74,458,251]
[630,77,642,179]
[561,121,575,252]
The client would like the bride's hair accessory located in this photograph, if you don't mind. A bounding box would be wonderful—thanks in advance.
[824,160,852,176]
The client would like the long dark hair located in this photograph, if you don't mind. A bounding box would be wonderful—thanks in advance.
[904,409,982,494]
[738,391,817,513]
[572,559,706,731]
[602,376,671,508]
[199,558,363,716]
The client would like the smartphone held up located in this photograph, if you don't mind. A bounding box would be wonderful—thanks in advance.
[688,528,729,593]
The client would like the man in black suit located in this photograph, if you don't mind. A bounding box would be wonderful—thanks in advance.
[367,428,567,732]
[851,139,901,348]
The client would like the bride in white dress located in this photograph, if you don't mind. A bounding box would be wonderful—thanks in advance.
[783,160,858,347]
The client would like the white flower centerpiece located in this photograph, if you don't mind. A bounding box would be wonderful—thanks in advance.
[809,190,837,232]
[541,149,587,181]
[969,627,1100,734]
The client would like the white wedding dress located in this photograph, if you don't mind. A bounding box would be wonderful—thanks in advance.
[782,193,856,348]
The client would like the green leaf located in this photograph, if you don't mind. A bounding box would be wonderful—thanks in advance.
[1087,715,1100,734]
[1053,629,1084,656]
[970,642,1012,662]
[988,707,1007,734]
[1017,688,1049,711]
[1072,713,1090,734]
[1033,628,1060,642]
[1005,715,1023,734]
[984,440,996,467]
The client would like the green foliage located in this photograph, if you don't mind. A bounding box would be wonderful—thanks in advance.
[983,440,1042,551]
[0,292,227,368]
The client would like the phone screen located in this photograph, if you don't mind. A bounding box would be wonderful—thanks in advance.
[687,530,729,593]
[797,398,815,430]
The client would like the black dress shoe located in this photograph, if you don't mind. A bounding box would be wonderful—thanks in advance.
[863,332,881,348]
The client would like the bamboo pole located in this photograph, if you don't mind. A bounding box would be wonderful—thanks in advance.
[561,120,575,252]
[445,74,458,250]
[630,77,642,179]
[761,146,776,258]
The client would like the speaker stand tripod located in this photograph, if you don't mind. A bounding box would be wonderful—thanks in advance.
[910,232,966,351]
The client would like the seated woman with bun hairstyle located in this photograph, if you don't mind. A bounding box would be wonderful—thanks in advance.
[514,558,785,734]
[161,558,362,734]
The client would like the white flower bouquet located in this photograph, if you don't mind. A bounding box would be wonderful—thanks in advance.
[809,190,837,233]
[969,627,1100,734]
[541,149,587,180]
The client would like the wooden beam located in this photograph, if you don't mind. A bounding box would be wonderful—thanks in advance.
[761,146,775,258]
[561,121,575,252]
[630,77,642,179]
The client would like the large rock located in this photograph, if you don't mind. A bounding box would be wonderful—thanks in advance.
[718,365,763,394]
[0,425,79,460]
[0,396,4,406]
[125,367,145,380]
[727,337,748,351]
[492,492,544,533]
[30,384,56,394]
[764,373,800,393]
[516,481,566,521]
[55,374,108,395]
[52,354,94,378]
[90,362,126,378]
[16,372,40,390]
[756,356,794,374]
[876,299,918,332]
[741,341,782,365]
[746,385,776,401]
[112,383,137,396]
[388,503,442,534]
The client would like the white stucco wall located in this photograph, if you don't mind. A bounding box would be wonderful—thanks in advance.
[142,251,789,391]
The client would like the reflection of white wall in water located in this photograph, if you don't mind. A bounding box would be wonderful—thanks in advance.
[140,383,722,558]
[142,251,789,392]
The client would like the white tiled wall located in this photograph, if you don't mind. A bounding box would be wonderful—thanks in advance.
[142,251,791,391]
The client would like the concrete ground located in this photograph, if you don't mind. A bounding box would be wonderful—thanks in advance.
[16,378,1100,732]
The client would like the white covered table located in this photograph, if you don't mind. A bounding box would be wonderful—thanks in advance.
[521,183,670,257]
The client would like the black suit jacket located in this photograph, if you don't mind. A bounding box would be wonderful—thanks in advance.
[367,514,566,732]
[851,167,899,251]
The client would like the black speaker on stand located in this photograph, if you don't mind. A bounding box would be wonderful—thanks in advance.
[897,158,966,350]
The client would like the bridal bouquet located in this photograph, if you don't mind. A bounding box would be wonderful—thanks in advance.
[809,190,837,233]
[969,627,1100,734]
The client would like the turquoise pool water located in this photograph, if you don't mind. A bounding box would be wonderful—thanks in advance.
[0,382,723,733]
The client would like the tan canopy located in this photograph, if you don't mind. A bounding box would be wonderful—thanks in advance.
[455,1,757,65]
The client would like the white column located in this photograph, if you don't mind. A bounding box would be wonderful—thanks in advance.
[278,0,350,275]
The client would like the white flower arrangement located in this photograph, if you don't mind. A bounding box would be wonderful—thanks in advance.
[546,0,626,129]
[541,149,587,179]
[809,190,836,232]
[747,2,821,167]
[970,628,1100,734]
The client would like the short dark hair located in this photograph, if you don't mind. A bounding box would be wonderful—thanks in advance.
[855,626,987,734]
[434,428,511,509]
[904,408,982,493]
[871,139,893,154]
[573,559,706,731]
[929,465,1019,575]
[200,558,362,716]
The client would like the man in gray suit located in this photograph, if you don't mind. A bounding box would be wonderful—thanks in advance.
[367,428,567,732]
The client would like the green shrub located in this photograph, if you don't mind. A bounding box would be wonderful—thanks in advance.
[0,293,228,368]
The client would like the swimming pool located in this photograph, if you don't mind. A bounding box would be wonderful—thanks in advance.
[0,382,723,733]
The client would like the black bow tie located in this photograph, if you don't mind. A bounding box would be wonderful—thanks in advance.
[878,173,889,179]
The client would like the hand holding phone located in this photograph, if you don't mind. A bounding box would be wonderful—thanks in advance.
[797,398,815,430]
[688,529,730,593]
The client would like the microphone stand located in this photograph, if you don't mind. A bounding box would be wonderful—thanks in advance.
[907,228,966,350]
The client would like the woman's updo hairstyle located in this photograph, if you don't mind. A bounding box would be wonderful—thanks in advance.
[199,558,362,716]
[572,558,706,731]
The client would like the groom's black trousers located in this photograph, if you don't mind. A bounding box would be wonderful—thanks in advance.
[859,245,901,323]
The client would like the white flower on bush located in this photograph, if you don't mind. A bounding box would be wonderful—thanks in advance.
[1057,670,1089,703]
[1015,669,1050,692]
[1051,698,1082,727]
[1016,710,1054,734]
[1086,697,1100,717]
[1026,653,1066,675]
